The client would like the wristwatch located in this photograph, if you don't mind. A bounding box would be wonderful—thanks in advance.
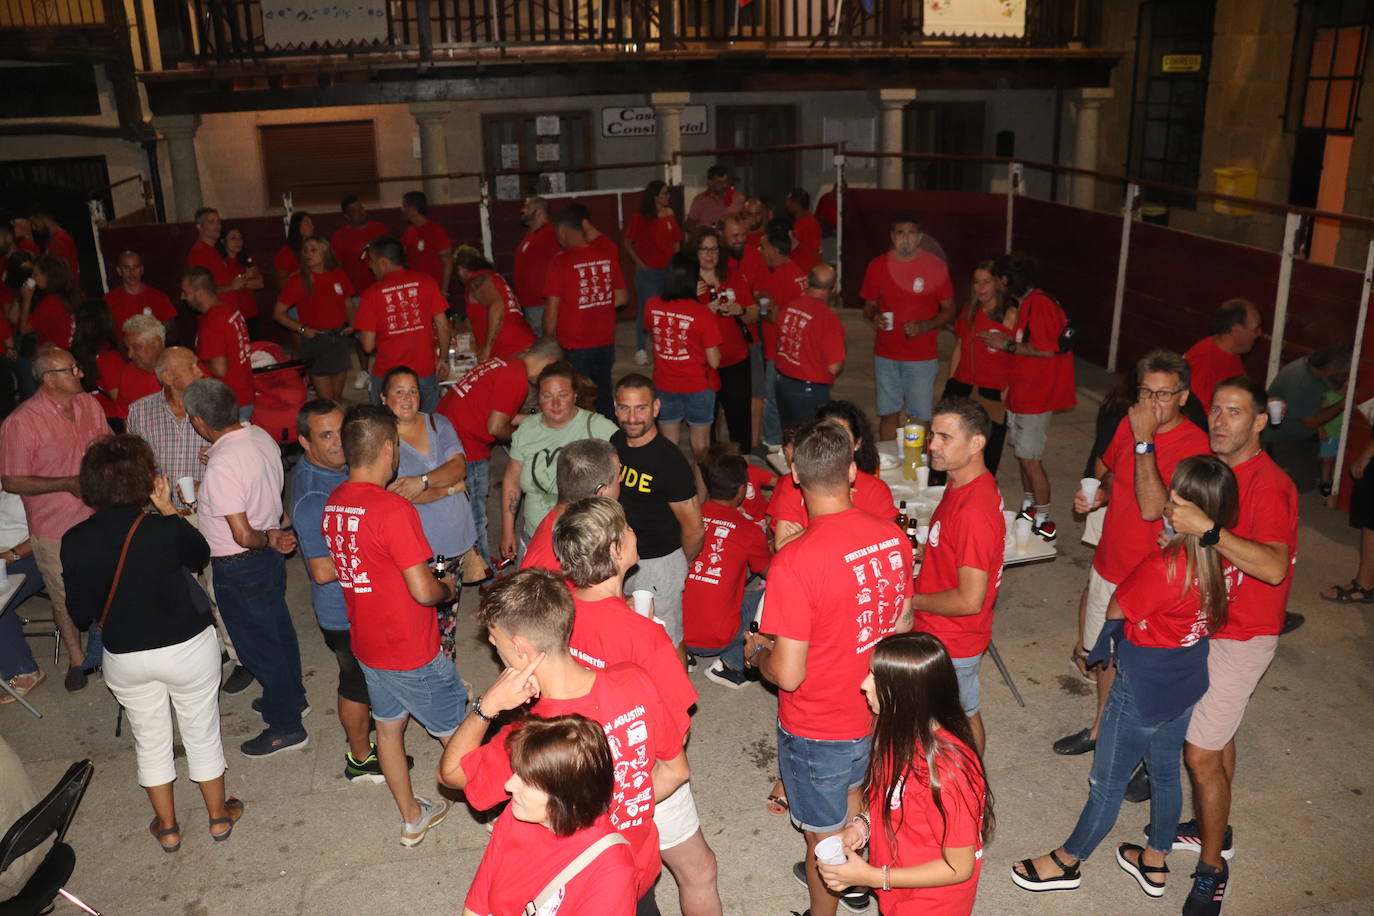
[420,473,430,489]
[1200,523,1222,547]
[1133,441,1155,455]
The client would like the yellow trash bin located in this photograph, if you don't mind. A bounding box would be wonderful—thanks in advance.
[1213,167,1258,216]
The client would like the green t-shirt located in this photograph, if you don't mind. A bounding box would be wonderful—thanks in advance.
[509,408,619,535]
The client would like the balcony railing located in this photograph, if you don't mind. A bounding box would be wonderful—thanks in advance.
[148,0,1097,69]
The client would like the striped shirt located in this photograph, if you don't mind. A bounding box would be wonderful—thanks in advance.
[126,391,204,510]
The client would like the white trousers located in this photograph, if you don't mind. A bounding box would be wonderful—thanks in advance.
[102,625,226,787]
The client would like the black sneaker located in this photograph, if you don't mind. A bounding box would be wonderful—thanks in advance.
[1147,819,1235,860]
[686,654,698,672]
[1052,728,1095,756]
[222,665,254,695]
[1182,861,1228,916]
[1123,761,1150,803]
[704,659,749,689]
[63,666,87,693]
[1281,612,1306,635]
[251,696,312,719]
[344,745,415,783]
[791,862,870,912]
[1033,519,1059,542]
[240,728,309,758]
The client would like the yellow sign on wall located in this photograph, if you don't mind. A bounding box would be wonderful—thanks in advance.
[1162,54,1203,73]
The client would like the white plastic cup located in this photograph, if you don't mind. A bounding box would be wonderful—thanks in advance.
[1013,518,1033,553]
[815,835,848,866]
[0,557,8,591]
[1267,399,1285,425]
[916,525,930,546]
[880,311,895,332]
[177,476,197,505]
[1080,477,1101,505]
[915,465,930,490]
[631,589,654,618]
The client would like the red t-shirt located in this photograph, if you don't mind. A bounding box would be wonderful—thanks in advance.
[104,286,176,341]
[464,809,638,916]
[590,234,619,262]
[700,279,755,367]
[868,734,986,916]
[518,506,562,574]
[544,245,625,350]
[1115,549,1218,649]
[466,270,536,358]
[187,240,233,289]
[815,192,837,234]
[644,297,723,393]
[47,230,80,283]
[116,362,162,412]
[323,480,438,670]
[767,470,894,530]
[224,255,259,319]
[790,212,823,273]
[913,472,1004,658]
[460,663,683,897]
[278,269,353,330]
[28,294,74,348]
[331,220,388,294]
[739,464,776,523]
[402,220,451,288]
[436,356,528,462]
[1184,336,1247,413]
[196,303,254,406]
[354,269,447,377]
[762,508,913,740]
[952,307,1013,391]
[683,501,771,649]
[1004,290,1075,415]
[1092,418,1211,584]
[569,594,698,724]
[273,245,297,277]
[775,293,846,384]
[754,260,808,360]
[514,223,561,311]
[860,251,954,362]
[625,212,682,270]
[1215,451,1298,640]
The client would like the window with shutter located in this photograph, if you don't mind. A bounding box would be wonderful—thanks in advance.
[260,121,380,208]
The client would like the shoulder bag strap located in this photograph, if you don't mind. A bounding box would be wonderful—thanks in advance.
[99,512,148,629]
[524,833,631,915]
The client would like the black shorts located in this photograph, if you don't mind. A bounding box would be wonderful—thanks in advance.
[320,626,370,705]
[1351,470,1374,531]
[302,328,354,378]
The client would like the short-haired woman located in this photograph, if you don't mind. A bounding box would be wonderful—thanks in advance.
[462,714,637,916]
[624,179,682,366]
[61,434,241,852]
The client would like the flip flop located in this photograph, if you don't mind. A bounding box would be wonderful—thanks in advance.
[210,797,245,842]
[150,818,181,853]
[1069,649,1096,681]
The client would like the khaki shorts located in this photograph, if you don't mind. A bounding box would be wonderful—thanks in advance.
[1186,635,1279,751]
[1081,505,1106,547]
[1006,410,1053,461]
[1083,567,1118,650]
[653,781,701,850]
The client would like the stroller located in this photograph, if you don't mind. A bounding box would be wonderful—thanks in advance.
[248,340,307,463]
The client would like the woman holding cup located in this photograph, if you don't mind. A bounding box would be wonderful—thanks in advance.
[816,632,994,915]
[691,227,758,453]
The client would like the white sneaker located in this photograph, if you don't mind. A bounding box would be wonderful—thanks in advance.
[401,796,450,847]
[634,349,649,366]
[352,372,370,391]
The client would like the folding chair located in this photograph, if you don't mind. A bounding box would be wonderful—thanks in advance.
[0,759,100,915]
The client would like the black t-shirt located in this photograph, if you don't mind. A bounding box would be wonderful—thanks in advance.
[612,429,696,560]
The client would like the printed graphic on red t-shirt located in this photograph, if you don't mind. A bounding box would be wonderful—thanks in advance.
[739,464,776,523]
[913,472,1004,658]
[569,594,697,727]
[105,287,176,340]
[775,294,845,384]
[354,269,447,377]
[436,356,529,462]
[544,246,625,350]
[753,261,807,360]
[860,251,954,362]
[466,270,536,358]
[1114,549,1236,649]
[278,269,353,330]
[195,304,254,406]
[402,221,451,288]
[684,502,770,649]
[645,297,723,393]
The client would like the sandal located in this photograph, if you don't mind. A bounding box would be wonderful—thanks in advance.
[1116,843,1168,897]
[209,797,245,842]
[1321,580,1374,603]
[1069,649,1096,681]
[1011,849,1081,892]
[150,818,181,853]
[766,779,789,816]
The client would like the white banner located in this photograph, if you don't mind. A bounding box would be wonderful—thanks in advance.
[260,0,389,49]
[923,0,1025,38]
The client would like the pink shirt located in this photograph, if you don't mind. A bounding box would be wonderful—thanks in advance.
[197,424,285,557]
[0,390,106,540]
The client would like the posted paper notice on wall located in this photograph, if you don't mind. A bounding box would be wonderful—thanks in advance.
[260,0,389,48]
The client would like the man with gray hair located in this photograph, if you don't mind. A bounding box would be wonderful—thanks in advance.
[519,436,621,574]
[186,377,307,757]
[115,313,166,413]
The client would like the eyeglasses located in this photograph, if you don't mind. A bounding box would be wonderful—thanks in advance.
[697,246,720,253]
[1137,386,1183,402]
[44,365,82,376]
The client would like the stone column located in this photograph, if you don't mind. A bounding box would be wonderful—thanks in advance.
[650,91,691,180]
[154,115,203,222]
[1071,88,1114,209]
[410,101,453,204]
[878,88,916,190]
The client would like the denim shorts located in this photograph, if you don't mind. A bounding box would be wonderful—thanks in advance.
[657,388,716,427]
[874,355,939,420]
[776,722,870,833]
[951,652,984,715]
[359,649,468,738]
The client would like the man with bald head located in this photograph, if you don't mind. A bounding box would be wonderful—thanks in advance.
[105,250,176,343]
[0,343,109,689]
[774,264,846,428]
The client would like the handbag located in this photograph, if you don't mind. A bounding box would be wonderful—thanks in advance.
[98,513,148,628]
[522,832,630,915]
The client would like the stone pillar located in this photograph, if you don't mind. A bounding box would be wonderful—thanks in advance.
[650,91,691,178]
[154,115,203,222]
[878,88,916,190]
[410,101,453,204]
[1071,88,1114,209]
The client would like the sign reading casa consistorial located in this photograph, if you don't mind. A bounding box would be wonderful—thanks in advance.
[602,105,710,138]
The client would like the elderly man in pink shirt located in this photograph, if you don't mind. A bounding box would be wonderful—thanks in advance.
[183,377,308,758]
[0,343,109,691]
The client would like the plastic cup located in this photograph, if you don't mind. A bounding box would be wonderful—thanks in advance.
[916,525,930,546]
[1080,477,1100,506]
[1013,518,1033,553]
[880,311,895,332]
[0,557,8,591]
[815,836,848,866]
[1267,399,1285,425]
[177,476,197,505]
[631,589,654,617]
[915,465,930,490]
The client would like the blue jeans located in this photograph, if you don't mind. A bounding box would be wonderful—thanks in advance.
[761,355,782,446]
[359,649,467,738]
[211,549,306,735]
[776,373,831,430]
[524,305,545,336]
[0,554,43,678]
[685,588,760,673]
[369,374,440,414]
[776,722,871,833]
[634,267,667,351]
[468,458,490,561]
[1063,669,1191,861]
[567,344,616,420]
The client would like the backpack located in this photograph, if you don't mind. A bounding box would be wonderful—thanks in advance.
[1024,289,1077,354]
